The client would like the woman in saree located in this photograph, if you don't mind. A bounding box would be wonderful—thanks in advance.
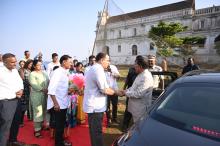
[29,59,49,138]
[21,59,33,123]
[75,62,85,124]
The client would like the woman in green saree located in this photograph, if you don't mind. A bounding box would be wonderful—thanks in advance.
[29,59,49,138]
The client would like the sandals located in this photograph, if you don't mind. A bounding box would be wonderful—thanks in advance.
[34,130,43,138]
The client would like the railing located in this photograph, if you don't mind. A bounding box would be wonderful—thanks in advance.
[195,6,220,15]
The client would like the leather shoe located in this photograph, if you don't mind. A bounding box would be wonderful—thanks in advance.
[64,140,72,146]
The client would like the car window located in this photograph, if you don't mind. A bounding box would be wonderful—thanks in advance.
[152,83,220,140]
[151,72,178,101]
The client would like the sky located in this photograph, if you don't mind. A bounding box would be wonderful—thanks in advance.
[0,0,220,62]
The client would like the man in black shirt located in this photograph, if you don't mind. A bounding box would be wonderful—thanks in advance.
[182,57,199,74]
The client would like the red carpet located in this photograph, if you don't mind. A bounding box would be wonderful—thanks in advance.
[18,115,107,146]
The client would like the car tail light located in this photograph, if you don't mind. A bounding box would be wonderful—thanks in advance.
[192,126,220,138]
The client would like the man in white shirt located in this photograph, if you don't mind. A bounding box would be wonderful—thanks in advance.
[105,64,120,126]
[121,58,154,123]
[148,55,164,89]
[84,55,96,75]
[46,53,60,78]
[83,52,121,146]
[0,53,23,146]
[47,55,72,146]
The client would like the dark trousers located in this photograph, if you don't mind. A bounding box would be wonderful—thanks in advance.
[49,108,56,129]
[0,99,18,146]
[122,97,132,129]
[88,112,104,146]
[9,99,22,142]
[27,107,31,120]
[106,95,118,121]
[20,111,25,124]
[55,109,67,146]
[26,99,31,120]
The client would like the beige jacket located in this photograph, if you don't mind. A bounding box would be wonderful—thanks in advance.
[126,69,154,123]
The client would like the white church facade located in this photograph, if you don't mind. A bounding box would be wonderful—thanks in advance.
[93,0,220,65]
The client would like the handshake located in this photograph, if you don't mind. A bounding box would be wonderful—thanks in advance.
[115,90,126,97]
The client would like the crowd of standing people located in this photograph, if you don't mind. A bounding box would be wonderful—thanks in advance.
[0,51,85,146]
[0,50,200,146]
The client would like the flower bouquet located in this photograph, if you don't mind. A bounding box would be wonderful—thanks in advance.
[68,73,85,95]
[66,74,85,129]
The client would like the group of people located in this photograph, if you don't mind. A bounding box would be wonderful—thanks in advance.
[0,51,87,146]
[83,53,167,146]
[0,50,200,146]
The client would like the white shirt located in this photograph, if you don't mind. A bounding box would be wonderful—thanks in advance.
[84,65,92,75]
[46,62,60,79]
[105,65,120,90]
[126,69,154,123]
[47,67,70,109]
[0,66,24,100]
[148,65,163,88]
[83,63,109,113]
[0,62,3,67]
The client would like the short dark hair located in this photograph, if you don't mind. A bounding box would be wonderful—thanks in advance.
[73,59,78,67]
[73,59,78,63]
[135,55,144,62]
[24,59,33,69]
[19,60,25,65]
[188,57,194,61]
[89,55,96,61]
[52,53,58,58]
[24,50,29,55]
[2,53,15,61]
[76,62,83,67]
[60,55,71,65]
[96,52,107,62]
[136,58,148,69]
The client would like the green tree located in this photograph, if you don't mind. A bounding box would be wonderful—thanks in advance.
[149,21,187,57]
[149,21,206,58]
[180,36,206,57]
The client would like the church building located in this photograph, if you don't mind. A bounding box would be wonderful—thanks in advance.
[93,0,220,65]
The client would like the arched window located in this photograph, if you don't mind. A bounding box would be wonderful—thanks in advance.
[103,46,109,55]
[199,20,205,29]
[132,45,138,56]
[118,45,121,53]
